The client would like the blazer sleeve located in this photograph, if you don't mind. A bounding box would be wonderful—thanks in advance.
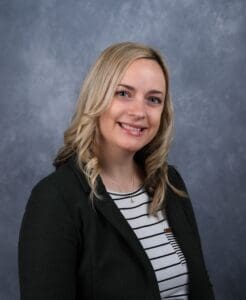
[168,166,215,299]
[18,177,79,300]
[169,166,203,241]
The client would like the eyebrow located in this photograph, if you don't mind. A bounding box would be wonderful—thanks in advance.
[117,84,165,95]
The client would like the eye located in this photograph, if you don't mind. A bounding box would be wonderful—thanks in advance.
[115,90,130,98]
[148,96,162,105]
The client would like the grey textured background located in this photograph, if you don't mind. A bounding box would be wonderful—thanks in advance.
[0,0,245,299]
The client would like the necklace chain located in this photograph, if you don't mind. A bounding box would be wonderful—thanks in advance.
[101,170,136,202]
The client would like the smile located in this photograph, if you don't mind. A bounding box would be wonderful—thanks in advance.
[118,122,146,136]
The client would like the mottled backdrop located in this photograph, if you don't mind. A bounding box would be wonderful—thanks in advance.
[0,0,245,299]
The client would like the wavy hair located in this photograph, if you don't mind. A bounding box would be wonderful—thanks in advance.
[54,41,186,214]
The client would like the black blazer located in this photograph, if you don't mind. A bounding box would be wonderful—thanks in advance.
[19,156,214,299]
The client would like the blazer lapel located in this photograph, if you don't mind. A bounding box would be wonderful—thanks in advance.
[95,178,155,266]
[166,187,199,256]
[166,188,194,237]
[68,156,161,300]
[165,187,204,298]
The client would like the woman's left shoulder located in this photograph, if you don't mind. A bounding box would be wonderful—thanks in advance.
[167,164,188,192]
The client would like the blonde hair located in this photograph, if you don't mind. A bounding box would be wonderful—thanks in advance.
[54,41,186,214]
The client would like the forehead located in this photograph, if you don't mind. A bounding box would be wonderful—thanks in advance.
[119,58,166,91]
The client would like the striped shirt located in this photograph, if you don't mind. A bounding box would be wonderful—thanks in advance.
[108,186,189,299]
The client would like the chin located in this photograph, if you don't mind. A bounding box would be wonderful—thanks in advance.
[119,144,145,154]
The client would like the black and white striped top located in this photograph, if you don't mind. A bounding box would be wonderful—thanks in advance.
[108,186,189,299]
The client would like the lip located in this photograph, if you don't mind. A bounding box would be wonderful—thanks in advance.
[117,122,147,136]
[118,122,147,130]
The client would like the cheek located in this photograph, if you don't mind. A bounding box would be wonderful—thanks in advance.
[99,103,118,124]
[99,114,106,125]
[98,110,116,135]
[151,111,163,129]
[150,113,163,140]
[98,114,108,136]
[99,110,112,124]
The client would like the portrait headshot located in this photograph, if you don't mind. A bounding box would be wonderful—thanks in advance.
[0,1,245,299]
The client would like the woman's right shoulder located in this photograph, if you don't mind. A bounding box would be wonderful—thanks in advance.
[31,162,77,195]
[19,161,85,259]
[27,159,90,213]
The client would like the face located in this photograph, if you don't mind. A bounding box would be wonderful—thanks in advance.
[98,58,166,156]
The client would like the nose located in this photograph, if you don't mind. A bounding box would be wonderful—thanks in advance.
[127,96,146,119]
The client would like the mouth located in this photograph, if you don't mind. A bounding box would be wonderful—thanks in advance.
[117,122,147,136]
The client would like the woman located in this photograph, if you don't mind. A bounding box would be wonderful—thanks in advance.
[19,42,214,299]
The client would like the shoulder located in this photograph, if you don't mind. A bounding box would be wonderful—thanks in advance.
[31,158,88,199]
[166,164,195,220]
[167,164,188,192]
[27,166,69,210]
[19,163,84,258]
[25,160,90,222]
[167,164,202,236]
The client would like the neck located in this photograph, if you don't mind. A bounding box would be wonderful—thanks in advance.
[99,148,143,193]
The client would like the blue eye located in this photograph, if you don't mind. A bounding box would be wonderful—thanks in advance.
[148,97,162,104]
[116,90,130,97]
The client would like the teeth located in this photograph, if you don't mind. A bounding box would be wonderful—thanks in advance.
[121,123,142,132]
